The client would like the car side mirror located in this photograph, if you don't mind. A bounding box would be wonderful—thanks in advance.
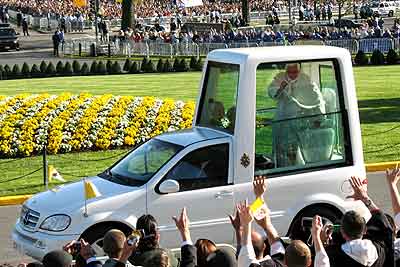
[159,179,180,194]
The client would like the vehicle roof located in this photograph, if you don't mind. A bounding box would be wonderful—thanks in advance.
[207,46,350,65]
[156,127,229,147]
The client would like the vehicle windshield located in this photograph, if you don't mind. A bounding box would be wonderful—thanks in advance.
[0,28,16,36]
[103,139,182,186]
[196,62,239,134]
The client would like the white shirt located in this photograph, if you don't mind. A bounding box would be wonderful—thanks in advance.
[238,240,285,267]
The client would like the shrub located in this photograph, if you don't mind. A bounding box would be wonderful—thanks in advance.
[64,62,74,76]
[163,59,174,72]
[156,59,164,72]
[370,49,385,65]
[180,59,189,72]
[129,62,140,74]
[46,62,56,75]
[111,61,122,74]
[173,58,180,72]
[12,64,21,79]
[31,64,41,78]
[195,58,203,71]
[96,61,107,74]
[190,56,198,69]
[21,62,30,78]
[386,49,399,65]
[72,60,81,74]
[354,50,369,66]
[39,61,47,74]
[123,58,132,71]
[3,64,11,79]
[141,57,150,72]
[90,61,97,74]
[106,60,113,74]
[56,61,64,75]
[81,63,90,75]
[0,65,3,80]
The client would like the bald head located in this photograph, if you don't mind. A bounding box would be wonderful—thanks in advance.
[284,240,311,267]
[251,231,266,259]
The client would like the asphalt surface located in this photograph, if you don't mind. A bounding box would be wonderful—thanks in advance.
[0,171,397,265]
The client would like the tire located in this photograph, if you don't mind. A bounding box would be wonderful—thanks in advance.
[81,224,132,256]
[287,206,342,245]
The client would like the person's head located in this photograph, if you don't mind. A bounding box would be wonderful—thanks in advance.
[340,211,366,241]
[103,229,126,259]
[251,231,266,259]
[284,240,312,267]
[286,63,300,80]
[206,247,237,267]
[136,214,160,252]
[42,250,73,267]
[195,239,217,266]
[143,249,170,267]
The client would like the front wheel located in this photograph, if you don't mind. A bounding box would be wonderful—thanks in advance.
[81,224,132,256]
[287,206,342,244]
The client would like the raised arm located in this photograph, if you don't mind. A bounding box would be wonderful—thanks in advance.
[347,176,379,212]
[237,200,258,267]
[386,166,400,222]
[173,207,196,267]
[311,215,330,267]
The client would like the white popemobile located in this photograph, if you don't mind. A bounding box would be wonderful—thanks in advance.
[12,46,369,260]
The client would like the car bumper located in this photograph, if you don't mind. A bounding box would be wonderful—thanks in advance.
[12,222,79,261]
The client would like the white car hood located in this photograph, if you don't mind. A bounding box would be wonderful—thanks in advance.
[25,176,137,214]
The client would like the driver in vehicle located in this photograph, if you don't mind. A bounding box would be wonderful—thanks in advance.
[267,63,326,167]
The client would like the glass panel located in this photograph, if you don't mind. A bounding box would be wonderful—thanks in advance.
[110,139,182,183]
[197,63,239,133]
[255,60,348,176]
[165,144,229,191]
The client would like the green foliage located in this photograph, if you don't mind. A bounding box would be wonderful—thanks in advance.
[90,61,98,74]
[21,62,30,77]
[190,56,198,69]
[46,62,56,75]
[141,57,150,72]
[370,49,385,65]
[30,64,41,78]
[386,49,399,65]
[56,61,65,74]
[111,61,122,74]
[106,60,113,74]
[354,50,369,66]
[156,59,164,72]
[4,64,11,75]
[195,58,203,71]
[96,61,107,74]
[180,59,189,72]
[0,65,3,80]
[163,59,174,72]
[72,60,81,74]
[173,58,180,72]
[12,64,21,79]
[129,61,140,74]
[64,62,74,76]
[147,60,156,73]
[39,61,47,74]
[123,58,132,71]
[81,63,90,75]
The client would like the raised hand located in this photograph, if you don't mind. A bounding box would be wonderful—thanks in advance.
[253,175,267,199]
[386,164,400,186]
[172,207,191,242]
[238,200,253,226]
[346,176,368,201]
[228,206,241,233]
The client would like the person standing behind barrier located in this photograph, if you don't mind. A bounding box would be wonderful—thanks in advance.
[22,17,29,36]
[52,30,61,56]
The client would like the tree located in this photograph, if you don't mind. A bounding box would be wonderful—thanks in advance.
[39,61,47,74]
[21,62,30,78]
[90,61,98,74]
[81,63,90,75]
[106,60,113,73]
[31,64,41,78]
[72,60,81,74]
[123,58,132,71]
[96,61,107,74]
[129,61,140,74]
[111,61,122,74]
[156,59,164,72]
[12,64,21,79]
[64,62,74,76]
[56,61,65,75]
[46,62,56,76]
[122,0,137,30]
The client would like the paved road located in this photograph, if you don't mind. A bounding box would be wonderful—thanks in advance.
[0,171,397,265]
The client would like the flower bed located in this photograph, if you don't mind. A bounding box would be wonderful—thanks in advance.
[0,94,195,157]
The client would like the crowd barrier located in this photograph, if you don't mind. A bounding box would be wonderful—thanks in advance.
[63,37,400,58]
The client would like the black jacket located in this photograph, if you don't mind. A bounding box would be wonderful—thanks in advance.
[326,210,394,267]
[180,244,237,267]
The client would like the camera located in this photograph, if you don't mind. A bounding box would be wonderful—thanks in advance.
[301,216,341,233]
[127,229,145,246]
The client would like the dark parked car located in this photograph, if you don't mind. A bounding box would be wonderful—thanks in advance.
[0,27,20,51]
[334,19,364,29]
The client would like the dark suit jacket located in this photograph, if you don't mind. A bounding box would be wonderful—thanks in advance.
[180,244,197,267]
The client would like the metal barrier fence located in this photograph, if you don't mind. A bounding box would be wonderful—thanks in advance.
[63,37,400,58]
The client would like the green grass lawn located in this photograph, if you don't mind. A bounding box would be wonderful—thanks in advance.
[0,66,399,196]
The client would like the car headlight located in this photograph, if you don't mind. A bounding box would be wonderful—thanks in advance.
[40,214,71,232]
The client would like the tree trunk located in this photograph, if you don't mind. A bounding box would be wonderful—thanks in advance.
[241,0,249,26]
[122,0,135,30]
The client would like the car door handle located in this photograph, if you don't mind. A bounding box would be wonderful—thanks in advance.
[215,191,234,199]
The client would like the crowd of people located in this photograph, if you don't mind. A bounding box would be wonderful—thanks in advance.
[7,166,399,267]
